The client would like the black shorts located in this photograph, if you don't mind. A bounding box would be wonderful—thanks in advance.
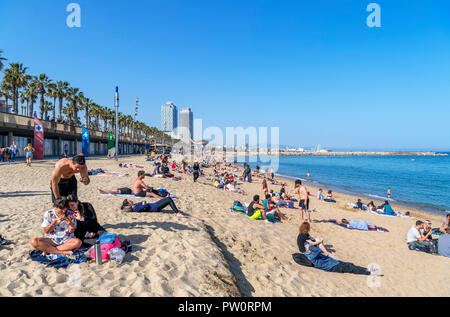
[119,188,132,195]
[135,191,147,197]
[299,199,310,210]
[51,175,77,202]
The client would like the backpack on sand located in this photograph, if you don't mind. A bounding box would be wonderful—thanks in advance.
[90,233,122,261]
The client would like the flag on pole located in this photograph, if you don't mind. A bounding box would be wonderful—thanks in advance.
[33,116,44,160]
[108,132,114,149]
[82,127,90,157]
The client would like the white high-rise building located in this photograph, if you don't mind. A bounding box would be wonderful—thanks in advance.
[179,107,193,141]
[161,102,178,134]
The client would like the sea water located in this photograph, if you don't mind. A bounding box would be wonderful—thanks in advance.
[239,154,450,215]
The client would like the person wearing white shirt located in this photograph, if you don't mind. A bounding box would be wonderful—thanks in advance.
[406,220,433,253]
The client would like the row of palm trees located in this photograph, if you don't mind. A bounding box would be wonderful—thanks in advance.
[0,50,177,145]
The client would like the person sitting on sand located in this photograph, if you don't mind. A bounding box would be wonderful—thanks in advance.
[97,170,167,198]
[279,185,291,201]
[353,199,364,210]
[67,195,105,248]
[441,214,450,234]
[406,220,434,253]
[336,219,377,231]
[262,194,289,222]
[316,188,323,201]
[298,222,380,275]
[382,201,396,215]
[247,195,271,223]
[50,155,90,203]
[162,162,174,178]
[324,190,336,203]
[438,227,450,258]
[153,162,164,178]
[120,197,186,217]
[30,197,82,256]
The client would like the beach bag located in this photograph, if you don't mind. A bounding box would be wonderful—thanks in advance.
[90,233,122,261]
[233,201,243,208]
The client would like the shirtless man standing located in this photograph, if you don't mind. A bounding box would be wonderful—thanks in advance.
[51,155,90,202]
[97,170,165,198]
[295,180,310,222]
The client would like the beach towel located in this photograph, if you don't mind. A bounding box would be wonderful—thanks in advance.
[98,173,128,177]
[329,220,389,232]
[29,247,88,268]
[365,209,412,218]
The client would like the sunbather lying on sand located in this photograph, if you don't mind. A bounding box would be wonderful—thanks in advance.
[335,219,377,231]
[88,168,128,176]
[121,197,186,217]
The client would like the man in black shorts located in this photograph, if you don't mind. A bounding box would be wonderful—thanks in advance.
[51,155,90,202]
[97,170,168,198]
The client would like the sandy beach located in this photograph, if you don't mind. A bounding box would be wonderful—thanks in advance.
[0,155,449,297]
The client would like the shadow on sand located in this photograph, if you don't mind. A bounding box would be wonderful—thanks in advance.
[0,190,50,198]
[204,224,255,297]
[103,221,199,233]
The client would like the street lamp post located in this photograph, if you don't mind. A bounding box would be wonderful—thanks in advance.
[132,97,138,154]
[114,86,119,161]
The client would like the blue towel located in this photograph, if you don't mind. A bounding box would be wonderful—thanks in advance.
[29,247,88,268]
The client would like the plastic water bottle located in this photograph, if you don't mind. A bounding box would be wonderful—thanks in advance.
[108,248,126,264]
[95,241,102,265]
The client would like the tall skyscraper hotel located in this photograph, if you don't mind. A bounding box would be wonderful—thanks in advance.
[161,102,178,135]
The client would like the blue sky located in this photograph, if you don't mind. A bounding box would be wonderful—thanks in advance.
[1,0,449,151]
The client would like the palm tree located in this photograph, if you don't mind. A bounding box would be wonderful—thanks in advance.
[43,101,53,120]
[62,103,73,123]
[52,81,70,121]
[89,103,101,130]
[65,87,80,126]
[0,50,6,72]
[47,82,57,121]
[0,82,11,112]
[34,74,52,119]
[3,63,30,113]
[79,96,95,128]
[20,84,38,117]
[24,79,39,117]
[99,106,110,132]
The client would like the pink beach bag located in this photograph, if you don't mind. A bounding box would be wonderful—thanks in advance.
[90,237,122,261]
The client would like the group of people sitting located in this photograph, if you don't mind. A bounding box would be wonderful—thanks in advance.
[406,215,450,257]
[29,154,187,257]
[212,170,246,194]
[246,194,290,223]
[316,189,336,203]
[349,199,410,217]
